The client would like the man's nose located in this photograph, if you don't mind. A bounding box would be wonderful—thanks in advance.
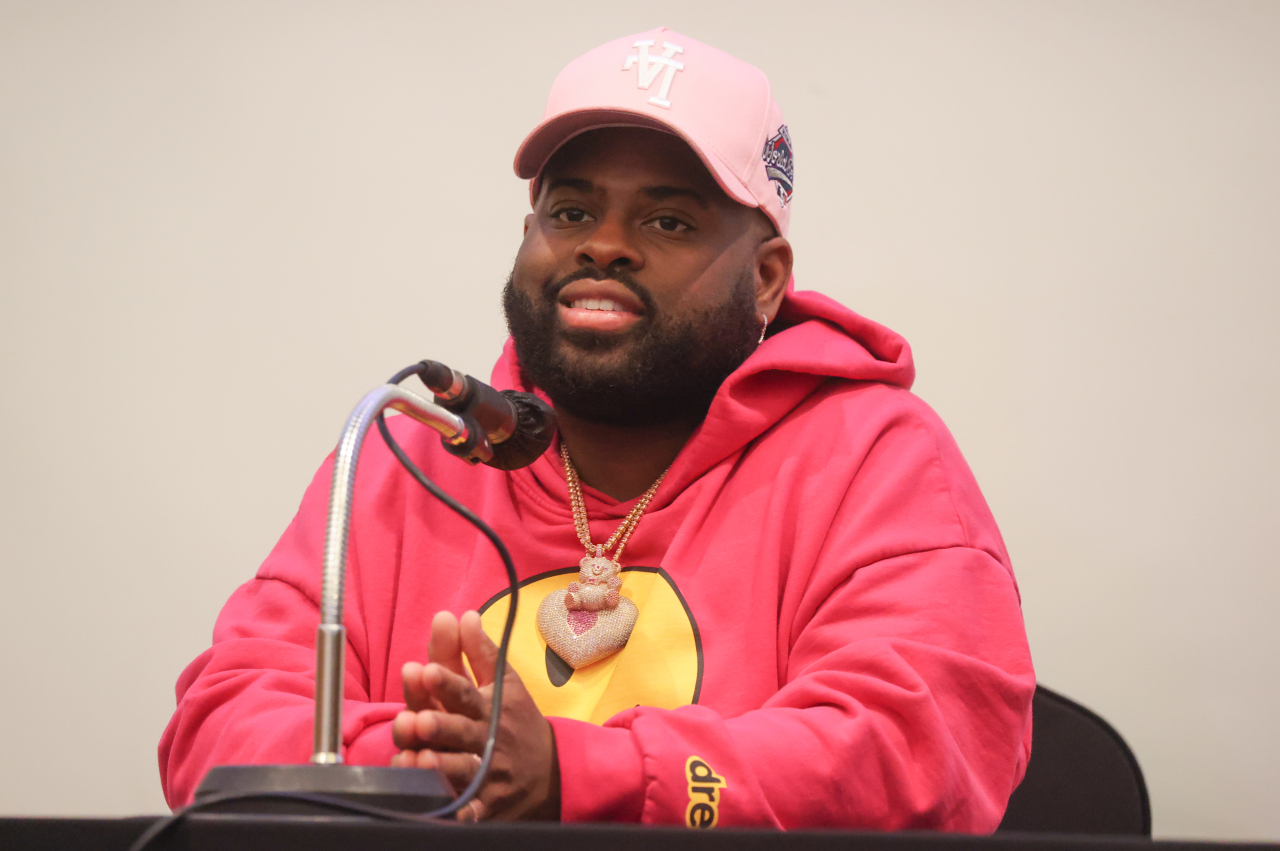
[575,215,644,271]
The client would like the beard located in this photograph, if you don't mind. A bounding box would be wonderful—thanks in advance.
[502,266,761,427]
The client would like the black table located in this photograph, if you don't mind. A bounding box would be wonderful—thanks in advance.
[4,817,1278,851]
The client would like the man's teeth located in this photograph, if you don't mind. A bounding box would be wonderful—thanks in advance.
[571,298,624,311]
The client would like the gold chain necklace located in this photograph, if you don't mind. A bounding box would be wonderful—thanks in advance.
[534,443,670,670]
[561,442,668,569]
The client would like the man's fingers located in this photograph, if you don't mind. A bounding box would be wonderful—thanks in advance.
[396,749,483,796]
[428,610,468,679]
[401,661,443,713]
[393,661,486,749]
[394,707,485,753]
[392,709,425,750]
[433,752,485,796]
[408,709,487,754]
[459,611,499,686]
[423,662,487,720]
[401,611,470,715]
[456,797,486,823]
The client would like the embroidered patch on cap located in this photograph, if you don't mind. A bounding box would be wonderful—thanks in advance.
[762,125,794,206]
[622,40,685,109]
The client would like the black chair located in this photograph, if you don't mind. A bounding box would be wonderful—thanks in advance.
[997,684,1151,836]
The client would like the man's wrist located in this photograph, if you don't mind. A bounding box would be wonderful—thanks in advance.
[530,722,561,821]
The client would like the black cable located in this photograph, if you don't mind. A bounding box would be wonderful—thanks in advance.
[364,360,523,818]
[130,364,522,851]
[374,402,520,815]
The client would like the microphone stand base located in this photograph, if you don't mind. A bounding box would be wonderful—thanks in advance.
[193,764,454,816]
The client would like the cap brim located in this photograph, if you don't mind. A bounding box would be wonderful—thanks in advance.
[513,108,758,209]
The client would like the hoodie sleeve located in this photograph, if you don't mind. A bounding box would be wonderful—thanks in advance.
[550,543,1034,831]
[157,456,402,810]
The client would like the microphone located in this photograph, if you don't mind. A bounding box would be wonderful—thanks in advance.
[193,361,542,817]
[415,360,557,471]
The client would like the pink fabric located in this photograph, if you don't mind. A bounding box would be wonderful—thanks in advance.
[159,286,1034,830]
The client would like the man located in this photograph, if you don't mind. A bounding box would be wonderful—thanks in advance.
[160,28,1034,830]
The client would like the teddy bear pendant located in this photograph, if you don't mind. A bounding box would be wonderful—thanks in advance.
[536,545,639,669]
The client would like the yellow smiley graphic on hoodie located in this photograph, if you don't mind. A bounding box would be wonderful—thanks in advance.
[478,567,702,723]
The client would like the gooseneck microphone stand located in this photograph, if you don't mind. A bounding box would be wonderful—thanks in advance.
[187,354,560,819]
[191,382,490,814]
[125,362,550,851]
[315,383,498,767]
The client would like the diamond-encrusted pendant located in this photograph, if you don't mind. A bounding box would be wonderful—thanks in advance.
[537,592,638,669]
[536,546,638,669]
[579,554,615,579]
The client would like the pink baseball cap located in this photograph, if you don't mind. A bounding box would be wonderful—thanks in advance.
[514,27,794,237]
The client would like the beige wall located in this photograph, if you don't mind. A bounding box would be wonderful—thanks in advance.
[1,0,1276,839]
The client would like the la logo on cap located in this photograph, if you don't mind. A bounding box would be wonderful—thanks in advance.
[622,40,685,109]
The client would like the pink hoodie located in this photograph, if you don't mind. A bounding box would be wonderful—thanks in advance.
[159,287,1034,830]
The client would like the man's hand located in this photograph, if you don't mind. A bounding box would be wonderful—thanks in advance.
[391,610,560,822]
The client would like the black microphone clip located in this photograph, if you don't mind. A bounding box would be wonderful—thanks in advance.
[415,360,557,471]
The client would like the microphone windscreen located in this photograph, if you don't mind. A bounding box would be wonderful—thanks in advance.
[486,391,557,471]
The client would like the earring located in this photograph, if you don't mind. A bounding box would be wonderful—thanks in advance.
[757,313,769,345]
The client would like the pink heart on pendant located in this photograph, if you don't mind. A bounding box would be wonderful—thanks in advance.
[567,609,598,635]
[537,590,639,670]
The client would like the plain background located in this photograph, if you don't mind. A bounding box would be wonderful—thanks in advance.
[1,0,1277,840]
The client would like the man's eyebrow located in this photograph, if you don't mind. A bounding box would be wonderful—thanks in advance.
[541,178,710,208]
[642,185,710,208]
[544,177,594,194]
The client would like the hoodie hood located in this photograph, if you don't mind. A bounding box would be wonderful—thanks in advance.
[490,283,915,508]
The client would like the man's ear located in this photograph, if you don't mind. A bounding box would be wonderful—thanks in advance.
[754,236,793,322]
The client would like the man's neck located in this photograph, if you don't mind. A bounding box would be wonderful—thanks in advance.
[555,410,698,502]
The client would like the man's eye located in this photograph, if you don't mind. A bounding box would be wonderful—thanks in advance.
[552,207,591,223]
[651,216,690,233]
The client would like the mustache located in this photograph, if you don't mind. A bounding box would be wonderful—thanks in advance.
[544,266,656,315]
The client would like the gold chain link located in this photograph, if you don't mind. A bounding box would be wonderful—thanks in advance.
[561,442,669,565]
